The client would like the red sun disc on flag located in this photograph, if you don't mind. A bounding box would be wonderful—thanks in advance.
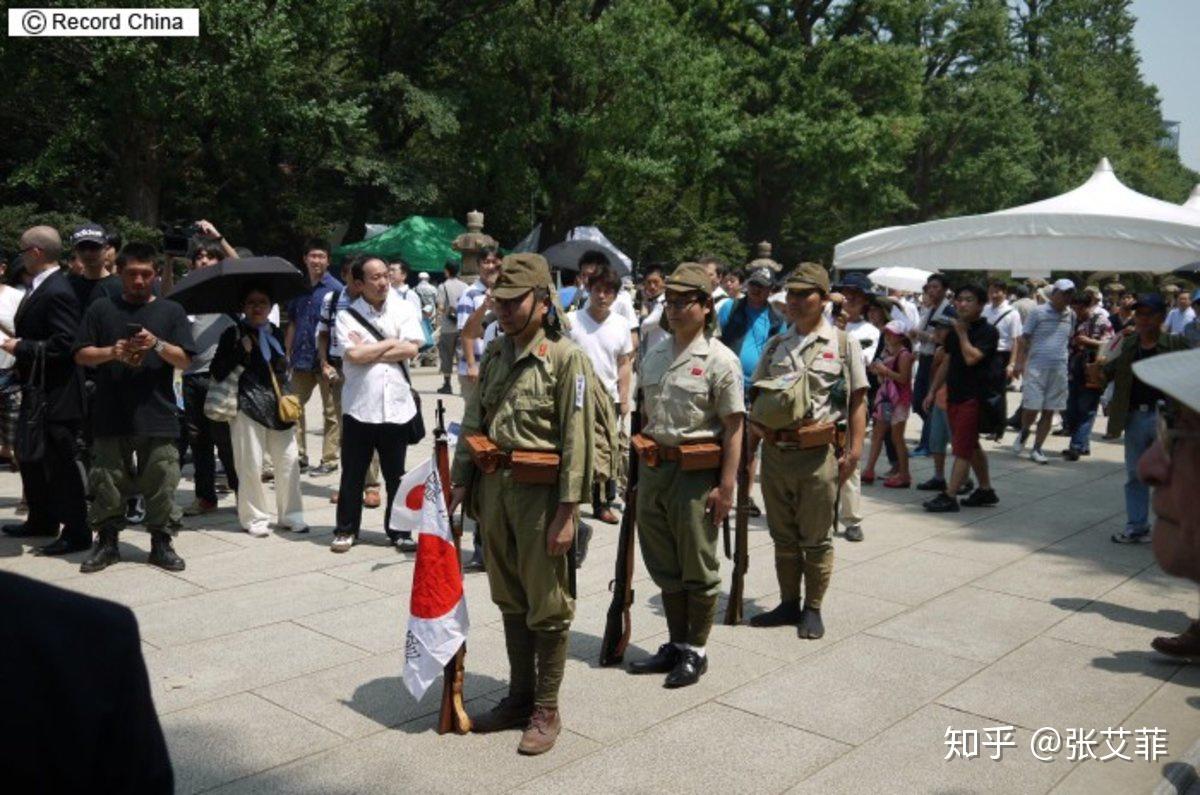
[404,485,424,511]
[410,535,464,619]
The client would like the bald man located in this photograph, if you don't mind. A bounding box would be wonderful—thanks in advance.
[0,226,90,555]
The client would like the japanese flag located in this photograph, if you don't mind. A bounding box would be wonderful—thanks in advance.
[389,424,458,535]
[402,463,469,701]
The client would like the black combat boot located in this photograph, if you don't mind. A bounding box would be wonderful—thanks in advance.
[80,528,120,574]
[148,531,185,572]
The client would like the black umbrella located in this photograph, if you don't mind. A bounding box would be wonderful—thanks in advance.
[167,256,308,314]
[540,239,630,276]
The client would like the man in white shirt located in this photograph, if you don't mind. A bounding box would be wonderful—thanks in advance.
[830,273,880,542]
[330,255,425,553]
[568,263,633,524]
[983,279,1023,366]
[388,260,423,315]
[701,255,731,315]
[1165,290,1196,335]
[638,264,668,357]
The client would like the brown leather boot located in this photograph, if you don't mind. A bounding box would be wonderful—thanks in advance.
[470,695,532,734]
[517,706,561,755]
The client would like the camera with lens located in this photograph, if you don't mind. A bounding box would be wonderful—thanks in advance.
[160,222,201,257]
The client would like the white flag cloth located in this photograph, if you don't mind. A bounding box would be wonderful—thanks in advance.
[402,463,469,701]
[388,425,457,535]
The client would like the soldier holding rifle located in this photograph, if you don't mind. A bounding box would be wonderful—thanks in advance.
[748,263,867,640]
[627,263,744,688]
[448,253,593,756]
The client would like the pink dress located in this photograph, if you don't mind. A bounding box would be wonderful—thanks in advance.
[873,350,913,423]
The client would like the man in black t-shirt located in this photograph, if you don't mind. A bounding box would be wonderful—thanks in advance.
[74,243,196,574]
[922,284,1001,512]
[66,223,122,311]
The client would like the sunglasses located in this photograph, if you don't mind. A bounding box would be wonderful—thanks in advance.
[1156,402,1200,465]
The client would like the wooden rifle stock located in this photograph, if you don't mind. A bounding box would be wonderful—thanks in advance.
[723,418,751,625]
[599,395,641,666]
[434,400,472,735]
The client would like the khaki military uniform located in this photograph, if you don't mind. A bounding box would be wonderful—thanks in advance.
[637,333,744,647]
[751,317,866,609]
[451,326,593,708]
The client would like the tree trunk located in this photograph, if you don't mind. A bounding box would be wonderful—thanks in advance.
[119,119,162,227]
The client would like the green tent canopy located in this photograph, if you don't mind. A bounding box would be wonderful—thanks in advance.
[333,215,465,273]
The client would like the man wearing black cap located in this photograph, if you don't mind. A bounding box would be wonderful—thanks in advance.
[1100,294,1189,544]
[67,223,121,311]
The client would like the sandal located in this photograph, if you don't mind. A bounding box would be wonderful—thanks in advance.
[861,470,876,485]
[883,475,911,489]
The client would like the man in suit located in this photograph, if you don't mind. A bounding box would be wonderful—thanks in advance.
[0,571,174,792]
[0,225,91,555]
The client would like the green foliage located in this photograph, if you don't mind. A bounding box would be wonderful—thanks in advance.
[0,0,1193,270]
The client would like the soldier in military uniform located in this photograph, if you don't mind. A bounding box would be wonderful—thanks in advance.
[448,253,593,755]
[627,263,745,687]
[748,263,867,640]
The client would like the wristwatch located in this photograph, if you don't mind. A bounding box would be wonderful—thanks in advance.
[153,339,165,354]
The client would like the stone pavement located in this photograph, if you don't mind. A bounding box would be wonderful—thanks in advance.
[1,368,1197,794]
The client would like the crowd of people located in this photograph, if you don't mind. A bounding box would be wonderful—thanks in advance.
[2,219,1199,758]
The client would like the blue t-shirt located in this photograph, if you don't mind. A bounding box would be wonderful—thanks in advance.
[285,272,342,371]
[718,300,776,383]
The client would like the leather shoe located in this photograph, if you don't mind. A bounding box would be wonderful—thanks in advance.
[627,642,681,674]
[2,522,56,538]
[38,536,92,557]
[80,529,120,572]
[594,506,619,524]
[664,649,707,688]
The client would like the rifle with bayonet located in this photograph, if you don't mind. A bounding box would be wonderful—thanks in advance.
[434,400,471,735]
[723,417,751,625]
[599,391,641,666]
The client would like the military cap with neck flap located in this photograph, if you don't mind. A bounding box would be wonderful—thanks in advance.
[493,252,553,299]
[664,262,712,295]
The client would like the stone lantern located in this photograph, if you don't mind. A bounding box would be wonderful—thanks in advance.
[452,210,498,277]
[747,241,781,273]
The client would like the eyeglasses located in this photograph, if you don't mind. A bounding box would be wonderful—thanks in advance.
[664,296,700,311]
[1156,402,1200,464]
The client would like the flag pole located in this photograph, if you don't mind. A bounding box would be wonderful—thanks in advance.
[435,399,472,735]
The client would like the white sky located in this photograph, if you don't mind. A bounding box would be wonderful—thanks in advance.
[1131,0,1200,171]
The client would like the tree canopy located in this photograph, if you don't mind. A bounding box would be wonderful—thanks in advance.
[1,0,1193,270]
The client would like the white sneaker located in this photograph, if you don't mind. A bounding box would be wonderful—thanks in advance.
[1030,449,1048,465]
[330,533,355,553]
[1011,436,1025,455]
[246,523,271,538]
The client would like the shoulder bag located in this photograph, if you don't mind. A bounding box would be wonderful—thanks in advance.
[14,342,46,463]
[203,365,242,423]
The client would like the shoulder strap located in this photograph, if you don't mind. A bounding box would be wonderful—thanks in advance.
[345,305,414,386]
[990,308,1013,326]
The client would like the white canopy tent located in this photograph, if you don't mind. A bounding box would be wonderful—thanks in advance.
[834,159,1200,279]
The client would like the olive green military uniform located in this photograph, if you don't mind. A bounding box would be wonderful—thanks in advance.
[451,256,593,715]
[637,264,745,650]
[751,268,867,614]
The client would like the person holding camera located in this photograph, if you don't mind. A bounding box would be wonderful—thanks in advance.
[73,243,195,573]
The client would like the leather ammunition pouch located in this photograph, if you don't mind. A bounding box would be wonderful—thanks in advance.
[465,433,505,474]
[632,434,722,471]
[466,433,561,484]
[754,420,838,450]
[509,450,561,484]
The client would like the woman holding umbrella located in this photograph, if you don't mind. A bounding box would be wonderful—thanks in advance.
[211,283,307,536]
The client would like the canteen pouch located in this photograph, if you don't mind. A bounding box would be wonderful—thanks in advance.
[510,451,561,485]
[749,372,808,430]
[465,433,504,474]
[677,441,722,471]
[631,433,661,467]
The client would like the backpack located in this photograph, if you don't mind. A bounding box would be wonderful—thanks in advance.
[721,298,783,356]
